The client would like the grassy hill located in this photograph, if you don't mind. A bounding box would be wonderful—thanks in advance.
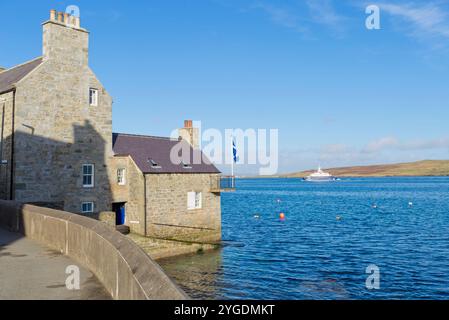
[285,160,449,178]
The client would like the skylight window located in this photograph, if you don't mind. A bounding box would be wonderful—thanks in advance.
[148,159,161,169]
[182,162,192,169]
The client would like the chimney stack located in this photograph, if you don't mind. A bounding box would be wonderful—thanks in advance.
[43,9,88,64]
[179,120,199,149]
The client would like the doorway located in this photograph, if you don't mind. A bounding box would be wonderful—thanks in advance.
[112,202,126,226]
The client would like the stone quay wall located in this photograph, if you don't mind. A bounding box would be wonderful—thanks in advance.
[0,200,188,300]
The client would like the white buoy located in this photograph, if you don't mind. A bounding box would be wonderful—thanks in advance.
[409,202,413,207]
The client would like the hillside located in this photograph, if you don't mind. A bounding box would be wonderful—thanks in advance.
[285,160,449,178]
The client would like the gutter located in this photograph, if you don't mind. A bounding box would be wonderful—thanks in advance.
[0,100,4,161]
[143,174,147,237]
[0,87,15,97]
[0,87,16,199]
[9,89,16,200]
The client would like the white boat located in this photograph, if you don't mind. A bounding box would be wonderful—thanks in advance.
[305,166,336,182]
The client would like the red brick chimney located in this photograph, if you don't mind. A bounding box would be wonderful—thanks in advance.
[179,120,199,149]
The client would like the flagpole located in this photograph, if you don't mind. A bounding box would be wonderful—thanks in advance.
[231,135,235,177]
[231,136,236,188]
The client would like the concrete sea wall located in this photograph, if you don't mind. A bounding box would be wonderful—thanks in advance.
[0,200,188,300]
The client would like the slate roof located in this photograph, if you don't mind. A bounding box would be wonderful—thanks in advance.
[0,57,43,94]
[112,133,221,174]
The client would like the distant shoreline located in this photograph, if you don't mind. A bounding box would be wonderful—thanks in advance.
[239,160,449,179]
[239,175,449,179]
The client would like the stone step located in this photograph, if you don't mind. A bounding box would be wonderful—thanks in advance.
[116,225,130,235]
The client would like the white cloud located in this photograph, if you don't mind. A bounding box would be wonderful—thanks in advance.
[306,0,346,31]
[320,143,350,154]
[362,136,399,153]
[362,136,449,153]
[219,0,351,38]
[279,136,449,173]
[251,2,308,33]
[400,137,449,150]
[380,2,449,40]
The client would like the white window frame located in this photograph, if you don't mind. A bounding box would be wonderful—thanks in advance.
[81,202,94,214]
[82,164,95,188]
[89,88,98,106]
[117,168,126,186]
[187,191,202,210]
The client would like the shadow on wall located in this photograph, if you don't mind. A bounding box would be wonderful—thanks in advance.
[0,122,190,299]
[0,201,25,239]
[0,120,113,216]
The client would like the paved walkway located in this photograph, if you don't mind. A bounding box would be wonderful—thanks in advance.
[0,227,110,300]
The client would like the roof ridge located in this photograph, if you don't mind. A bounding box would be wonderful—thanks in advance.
[113,133,221,174]
[0,57,44,94]
[114,132,181,141]
[1,56,43,73]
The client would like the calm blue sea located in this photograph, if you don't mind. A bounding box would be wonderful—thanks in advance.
[159,177,449,300]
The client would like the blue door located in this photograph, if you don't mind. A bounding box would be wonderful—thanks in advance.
[119,206,125,225]
[114,203,126,226]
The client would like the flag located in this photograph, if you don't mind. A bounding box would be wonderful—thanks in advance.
[232,139,238,163]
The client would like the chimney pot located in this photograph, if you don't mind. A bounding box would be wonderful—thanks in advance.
[75,16,81,28]
[57,12,63,23]
[50,9,56,21]
[184,120,193,128]
[64,13,69,24]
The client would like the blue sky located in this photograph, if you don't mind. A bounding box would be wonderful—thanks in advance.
[1,0,449,174]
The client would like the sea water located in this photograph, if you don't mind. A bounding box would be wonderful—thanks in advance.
[159,177,449,300]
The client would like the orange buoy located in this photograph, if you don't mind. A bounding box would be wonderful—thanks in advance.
[280,213,285,220]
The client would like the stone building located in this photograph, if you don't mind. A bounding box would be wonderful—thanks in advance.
[111,127,223,243]
[0,10,229,243]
